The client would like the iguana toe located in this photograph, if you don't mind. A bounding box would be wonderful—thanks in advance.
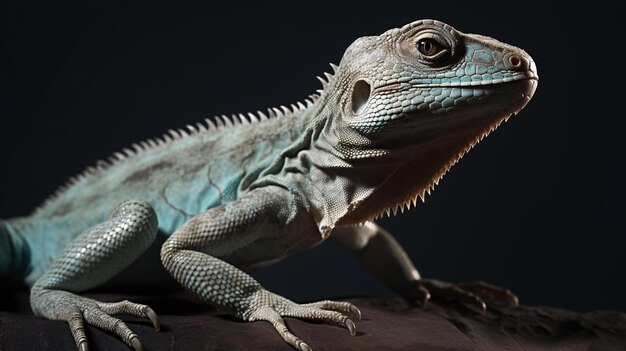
[414,284,431,307]
[457,280,519,307]
[416,278,519,312]
[31,289,157,351]
[350,305,362,321]
[300,300,362,320]
[246,289,359,350]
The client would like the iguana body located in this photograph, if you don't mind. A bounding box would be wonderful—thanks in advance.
[0,19,537,351]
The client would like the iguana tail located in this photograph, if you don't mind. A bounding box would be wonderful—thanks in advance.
[0,220,30,285]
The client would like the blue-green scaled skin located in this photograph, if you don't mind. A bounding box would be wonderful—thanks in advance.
[0,19,537,351]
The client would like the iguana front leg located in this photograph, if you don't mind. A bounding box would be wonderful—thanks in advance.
[160,186,360,351]
[30,200,161,351]
[332,222,518,310]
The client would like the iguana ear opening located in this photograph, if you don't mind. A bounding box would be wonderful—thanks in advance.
[351,79,371,115]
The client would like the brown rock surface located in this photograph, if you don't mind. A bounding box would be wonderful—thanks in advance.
[1,291,625,350]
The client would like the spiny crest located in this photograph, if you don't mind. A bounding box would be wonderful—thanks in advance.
[371,111,514,221]
[372,185,434,221]
[316,62,339,95]
[33,64,339,214]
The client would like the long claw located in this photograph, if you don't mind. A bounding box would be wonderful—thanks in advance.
[299,342,312,351]
[79,343,89,351]
[145,307,160,332]
[509,293,520,307]
[498,288,519,307]
[350,306,362,321]
[131,338,144,351]
[461,289,487,313]
[477,300,487,313]
[345,319,356,336]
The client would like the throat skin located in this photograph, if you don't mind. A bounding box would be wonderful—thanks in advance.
[304,109,516,229]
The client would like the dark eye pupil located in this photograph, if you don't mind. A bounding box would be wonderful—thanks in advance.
[418,39,439,56]
[423,41,432,53]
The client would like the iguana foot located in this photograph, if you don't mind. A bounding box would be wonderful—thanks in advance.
[414,279,518,312]
[31,289,159,350]
[245,289,361,351]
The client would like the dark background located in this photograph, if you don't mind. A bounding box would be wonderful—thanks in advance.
[1,1,624,313]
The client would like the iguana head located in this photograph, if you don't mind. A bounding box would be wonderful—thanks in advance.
[314,19,538,223]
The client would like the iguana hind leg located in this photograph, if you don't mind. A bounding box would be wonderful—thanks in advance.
[332,221,518,310]
[30,200,160,351]
[160,186,360,351]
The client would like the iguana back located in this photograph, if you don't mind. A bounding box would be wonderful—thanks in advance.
[4,97,320,284]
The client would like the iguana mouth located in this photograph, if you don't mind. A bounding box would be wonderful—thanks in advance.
[372,71,537,95]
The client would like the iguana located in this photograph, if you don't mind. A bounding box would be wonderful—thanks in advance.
[0,19,537,351]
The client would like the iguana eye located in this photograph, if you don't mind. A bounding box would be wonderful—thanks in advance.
[414,34,450,63]
[416,39,441,56]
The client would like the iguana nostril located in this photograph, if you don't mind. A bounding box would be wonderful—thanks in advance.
[509,55,521,67]
[505,53,531,72]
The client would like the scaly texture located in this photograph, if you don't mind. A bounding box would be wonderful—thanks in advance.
[1,19,537,350]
